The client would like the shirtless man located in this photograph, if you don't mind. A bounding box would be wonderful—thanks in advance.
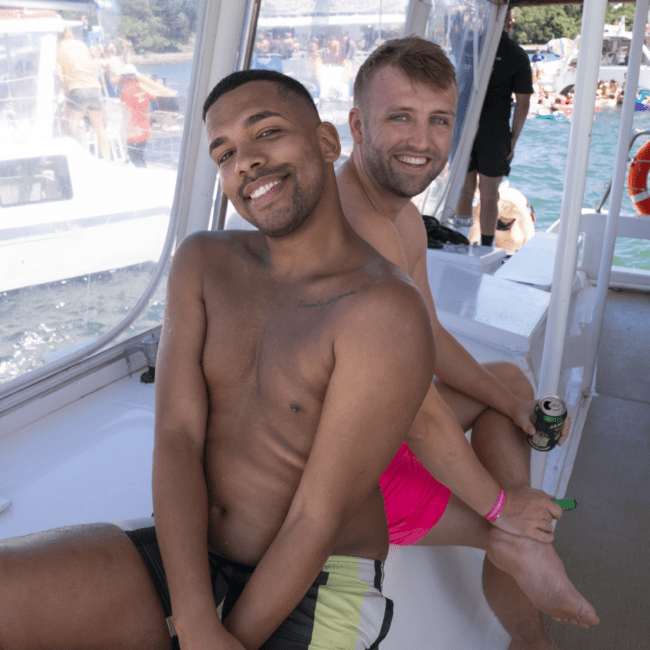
[337,37,599,649]
[0,70,435,650]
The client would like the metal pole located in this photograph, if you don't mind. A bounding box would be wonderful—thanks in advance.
[403,0,432,38]
[581,0,650,394]
[537,0,608,398]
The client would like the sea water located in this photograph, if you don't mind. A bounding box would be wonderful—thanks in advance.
[511,107,650,269]
[1,64,649,384]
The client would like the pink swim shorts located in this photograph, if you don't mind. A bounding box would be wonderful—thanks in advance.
[380,442,451,546]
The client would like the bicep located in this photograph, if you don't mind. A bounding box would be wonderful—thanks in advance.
[292,288,435,524]
[514,93,531,109]
[155,238,210,446]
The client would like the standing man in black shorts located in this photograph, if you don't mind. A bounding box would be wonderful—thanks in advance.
[455,9,533,247]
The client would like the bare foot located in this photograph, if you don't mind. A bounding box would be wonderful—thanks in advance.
[487,528,600,629]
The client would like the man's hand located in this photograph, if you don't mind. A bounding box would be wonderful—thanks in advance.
[493,486,563,543]
[511,399,571,447]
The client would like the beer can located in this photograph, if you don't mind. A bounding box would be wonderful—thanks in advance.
[527,396,567,452]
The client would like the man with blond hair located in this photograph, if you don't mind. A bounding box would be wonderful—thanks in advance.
[338,36,599,649]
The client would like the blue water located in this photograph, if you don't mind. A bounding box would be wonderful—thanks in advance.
[510,107,650,269]
[137,62,193,100]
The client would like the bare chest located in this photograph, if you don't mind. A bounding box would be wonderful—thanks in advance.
[201,276,354,422]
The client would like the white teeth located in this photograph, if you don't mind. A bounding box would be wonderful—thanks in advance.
[398,155,427,166]
[250,179,282,199]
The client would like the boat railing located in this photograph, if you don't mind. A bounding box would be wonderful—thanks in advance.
[571,127,650,292]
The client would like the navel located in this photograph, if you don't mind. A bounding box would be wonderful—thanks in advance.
[290,403,303,413]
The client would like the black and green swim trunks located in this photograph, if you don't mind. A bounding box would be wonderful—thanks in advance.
[123,526,393,650]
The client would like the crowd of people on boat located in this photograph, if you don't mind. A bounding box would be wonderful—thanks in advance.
[54,17,173,166]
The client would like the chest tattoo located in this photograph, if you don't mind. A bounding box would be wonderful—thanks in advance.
[298,291,356,309]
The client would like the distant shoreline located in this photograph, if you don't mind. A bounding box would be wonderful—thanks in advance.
[131,51,194,66]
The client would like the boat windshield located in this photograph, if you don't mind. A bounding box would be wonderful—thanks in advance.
[0,0,493,387]
[0,5,187,385]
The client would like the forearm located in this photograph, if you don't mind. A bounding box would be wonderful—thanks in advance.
[224,510,337,650]
[152,436,232,645]
[406,385,500,517]
[510,95,530,144]
[433,326,519,419]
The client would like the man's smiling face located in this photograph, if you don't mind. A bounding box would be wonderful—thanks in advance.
[205,81,327,238]
[356,65,456,199]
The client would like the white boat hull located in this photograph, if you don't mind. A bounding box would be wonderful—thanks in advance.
[1,138,176,293]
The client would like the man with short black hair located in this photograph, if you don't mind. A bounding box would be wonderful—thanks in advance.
[0,69,435,650]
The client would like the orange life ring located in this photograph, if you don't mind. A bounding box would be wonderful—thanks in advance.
[627,141,650,215]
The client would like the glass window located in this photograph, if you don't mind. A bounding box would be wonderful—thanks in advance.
[255,0,411,160]
[0,155,73,206]
[0,2,199,385]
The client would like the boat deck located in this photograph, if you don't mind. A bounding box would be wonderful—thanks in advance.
[547,287,650,649]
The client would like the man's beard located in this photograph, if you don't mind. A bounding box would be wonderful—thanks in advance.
[236,161,327,238]
[362,138,446,199]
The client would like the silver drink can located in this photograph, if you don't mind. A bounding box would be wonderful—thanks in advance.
[527,396,567,452]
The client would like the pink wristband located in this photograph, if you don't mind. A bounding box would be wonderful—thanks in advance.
[485,489,507,522]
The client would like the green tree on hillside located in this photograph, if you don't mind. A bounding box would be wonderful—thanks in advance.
[512,3,638,46]
[117,0,198,54]
[512,5,582,44]
[605,3,636,30]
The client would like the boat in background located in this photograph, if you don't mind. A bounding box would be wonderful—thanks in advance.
[540,24,650,93]
[0,8,177,293]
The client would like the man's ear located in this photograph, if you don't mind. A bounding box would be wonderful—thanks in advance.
[317,121,341,163]
[348,107,363,145]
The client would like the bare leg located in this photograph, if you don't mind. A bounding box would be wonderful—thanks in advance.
[428,362,598,647]
[476,173,501,238]
[88,109,112,161]
[0,523,171,650]
[455,170,478,217]
[62,106,85,145]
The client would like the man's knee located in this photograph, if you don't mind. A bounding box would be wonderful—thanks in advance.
[485,361,534,400]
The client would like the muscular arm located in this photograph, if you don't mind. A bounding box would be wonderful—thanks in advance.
[405,223,563,537]
[508,93,531,161]
[152,236,244,650]
[224,283,435,650]
[406,382,502,516]
[408,214,533,434]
